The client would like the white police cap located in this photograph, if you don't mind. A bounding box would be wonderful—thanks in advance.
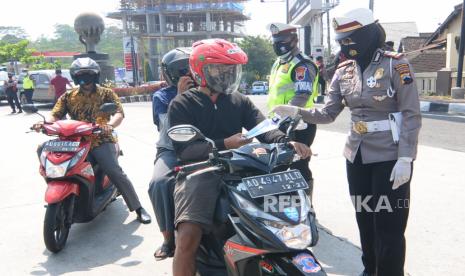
[333,8,376,40]
[267,22,300,36]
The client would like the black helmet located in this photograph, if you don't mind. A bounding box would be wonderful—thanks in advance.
[161,47,192,87]
[70,57,100,85]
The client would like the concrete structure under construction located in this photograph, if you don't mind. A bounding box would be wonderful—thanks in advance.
[108,0,249,81]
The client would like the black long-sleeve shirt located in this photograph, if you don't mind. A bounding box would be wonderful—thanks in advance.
[168,89,285,161]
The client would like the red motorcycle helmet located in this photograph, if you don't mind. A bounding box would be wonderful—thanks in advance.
[190,39,248,94]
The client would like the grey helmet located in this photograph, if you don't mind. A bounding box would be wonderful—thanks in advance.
[70,57,100,85]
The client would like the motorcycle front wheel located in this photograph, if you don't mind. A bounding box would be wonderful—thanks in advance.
[43,201,71,253]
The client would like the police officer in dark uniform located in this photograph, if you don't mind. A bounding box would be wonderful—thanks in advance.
[267,22,320,195]
[273,8,421,276]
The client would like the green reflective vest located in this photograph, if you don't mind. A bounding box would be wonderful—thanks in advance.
[23,76,34,89]
[267,56,319,111]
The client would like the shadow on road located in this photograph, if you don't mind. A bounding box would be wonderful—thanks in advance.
[30,200,143,276]
[313,223,363,276]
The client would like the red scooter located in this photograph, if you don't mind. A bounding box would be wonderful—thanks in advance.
[25,104,120,253]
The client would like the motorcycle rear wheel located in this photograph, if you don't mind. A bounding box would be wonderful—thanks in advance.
[43,201,71,253]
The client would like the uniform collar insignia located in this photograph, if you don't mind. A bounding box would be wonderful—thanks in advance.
[372,49,383,63]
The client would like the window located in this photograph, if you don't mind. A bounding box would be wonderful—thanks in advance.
[34,74,50,85]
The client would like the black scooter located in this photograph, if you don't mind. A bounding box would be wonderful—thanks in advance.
[168,116,326,276]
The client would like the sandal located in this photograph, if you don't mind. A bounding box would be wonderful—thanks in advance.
[154,241,175,261]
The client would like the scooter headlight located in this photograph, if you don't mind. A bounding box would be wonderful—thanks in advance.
[232,192,312,250]
[262,218,312,250]
[232,192,277,221]
[46,160,70,178]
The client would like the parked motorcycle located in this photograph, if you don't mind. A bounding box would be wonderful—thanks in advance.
[24,103,121,253]
[168,115,326,276]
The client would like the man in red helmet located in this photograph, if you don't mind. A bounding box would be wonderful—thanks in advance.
[168,39,311,276]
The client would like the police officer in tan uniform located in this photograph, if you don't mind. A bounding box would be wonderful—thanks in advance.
[273,8,421,276]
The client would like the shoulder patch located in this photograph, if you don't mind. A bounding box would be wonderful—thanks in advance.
[337,60,355,69]
[394,63,413,85]
[295,66,308,81]
[383,51,404,59]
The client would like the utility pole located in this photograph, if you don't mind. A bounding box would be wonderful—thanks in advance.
[129,33,138,86]
[326,0,331,57]
[122,2,139,86]
[451,0,465,99]
[369,0,374,12]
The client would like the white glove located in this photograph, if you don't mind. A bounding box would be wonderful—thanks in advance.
[390,157,413,190]
[272,105,300,118]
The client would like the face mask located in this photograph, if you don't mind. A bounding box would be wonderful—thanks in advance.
[76,73,97,86]
[340,44,360,58]
[273,41,293,57]
[272,33,297,61]
[338,23,381,61]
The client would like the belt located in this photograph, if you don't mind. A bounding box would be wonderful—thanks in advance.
[352,119,391,134]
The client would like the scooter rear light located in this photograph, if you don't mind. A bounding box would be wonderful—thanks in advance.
[174,166,182,172]
[46,160,70,178]
[68,148,87,169]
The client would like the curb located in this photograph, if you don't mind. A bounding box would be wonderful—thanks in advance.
[120,94,152,104]
[118,95,465,116]
[420,101,465,115]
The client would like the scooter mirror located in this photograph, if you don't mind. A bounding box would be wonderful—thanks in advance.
[168,124,205,143]
[22,104,39,114]
[99,103,118,114]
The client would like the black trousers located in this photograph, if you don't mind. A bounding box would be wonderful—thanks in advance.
[318,77,326,95]
[346,151,411,276]
[6,91,21,111]
[290,123,317,183]
[24,89,34,104]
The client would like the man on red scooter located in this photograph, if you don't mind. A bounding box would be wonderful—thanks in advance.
[33,57,151,224]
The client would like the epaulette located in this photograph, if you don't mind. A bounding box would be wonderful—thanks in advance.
[383,51,404,59]
[337,59,355,69]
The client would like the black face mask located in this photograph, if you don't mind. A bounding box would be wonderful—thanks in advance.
[339,23,383,70]
[273,41,294,56]
[272,33,297,57]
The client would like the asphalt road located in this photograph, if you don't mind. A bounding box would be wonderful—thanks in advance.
[248,95,465,153]
[0,97,463,276]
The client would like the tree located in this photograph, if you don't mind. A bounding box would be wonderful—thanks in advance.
[238,36,276,83]
[31,24,124,68]
[0,26,28,45]
[0,40,34,64]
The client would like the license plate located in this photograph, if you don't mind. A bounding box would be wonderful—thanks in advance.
[243,170,308,198]
[43,140,80,152]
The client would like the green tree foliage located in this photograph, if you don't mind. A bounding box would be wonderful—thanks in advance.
[0,40,34,63]
[238,35,276,83]
[31,24,124,67]
[99,26,124,67]
[0,26,28,44]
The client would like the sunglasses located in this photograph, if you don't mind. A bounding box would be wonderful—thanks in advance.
[338,37,356,46]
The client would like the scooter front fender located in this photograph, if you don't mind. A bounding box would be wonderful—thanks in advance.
[45,181,80,204]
